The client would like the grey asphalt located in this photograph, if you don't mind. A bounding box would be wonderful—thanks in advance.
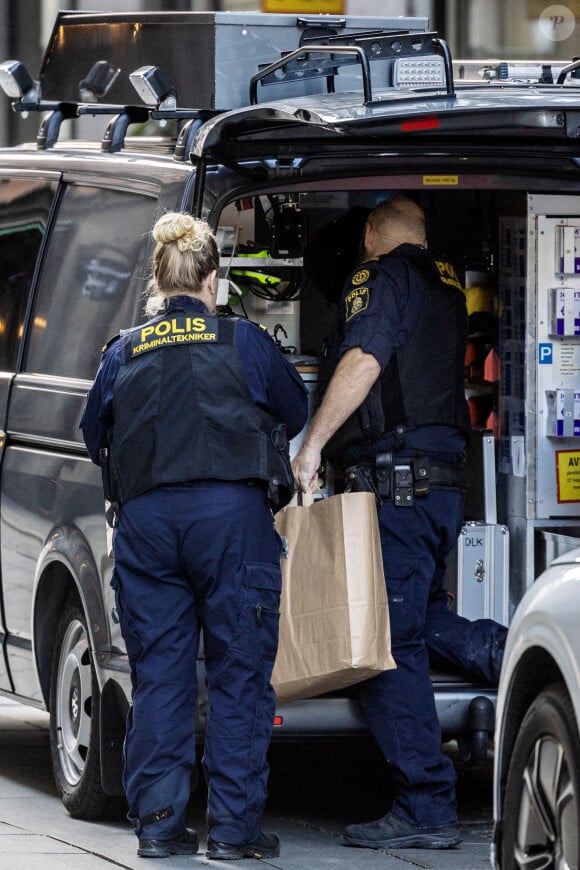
[0,696,494,869]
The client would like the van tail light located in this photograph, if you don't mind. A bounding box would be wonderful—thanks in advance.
[273,715,283,727]
[401,117,440,132]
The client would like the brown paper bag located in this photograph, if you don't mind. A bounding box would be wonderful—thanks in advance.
[272,491,396,703]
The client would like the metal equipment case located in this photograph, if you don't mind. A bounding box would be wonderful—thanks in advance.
[39,11,429,112]
[456,523,510,624]
[454,431,510,625]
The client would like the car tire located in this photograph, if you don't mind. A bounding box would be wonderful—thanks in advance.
[49,594,124,819]
[501,682,580,870]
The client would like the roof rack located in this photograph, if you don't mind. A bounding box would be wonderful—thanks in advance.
[0,58,217,156]
[6,10,580,165]
[453,57,580,85]
[250,30,454,105]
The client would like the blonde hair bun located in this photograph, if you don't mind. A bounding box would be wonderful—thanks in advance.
[153,211,214,254]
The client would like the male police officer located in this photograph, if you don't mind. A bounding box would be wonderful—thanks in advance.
[293,196,506,850]
[82,212,308,860]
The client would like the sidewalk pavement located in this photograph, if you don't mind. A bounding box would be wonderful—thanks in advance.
[0,696,494,870]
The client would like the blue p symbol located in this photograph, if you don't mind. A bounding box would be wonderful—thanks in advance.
[539,343,553,365]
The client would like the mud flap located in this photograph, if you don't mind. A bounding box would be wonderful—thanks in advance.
[100,678,129,795]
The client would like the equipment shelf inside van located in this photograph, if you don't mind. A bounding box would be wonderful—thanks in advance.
[1,10,580,826]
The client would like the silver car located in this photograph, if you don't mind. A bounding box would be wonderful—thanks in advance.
[492,546,580,869]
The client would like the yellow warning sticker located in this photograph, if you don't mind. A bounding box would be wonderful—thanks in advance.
[423,175,459,186]
[556,449,580,502]
[262,0,343,11]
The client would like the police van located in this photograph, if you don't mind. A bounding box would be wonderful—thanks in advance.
[1,10,580,839]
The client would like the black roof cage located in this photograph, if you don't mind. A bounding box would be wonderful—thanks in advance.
[250,30,455,106]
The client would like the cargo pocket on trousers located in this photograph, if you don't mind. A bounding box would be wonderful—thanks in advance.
[231,562,282,665]
[110,570,143,663]
[385,558,418,644]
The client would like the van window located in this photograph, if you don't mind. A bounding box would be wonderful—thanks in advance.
[24,184,156,380]
[0,178,57,372]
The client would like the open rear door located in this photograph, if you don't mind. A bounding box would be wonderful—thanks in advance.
[499,194,580,602]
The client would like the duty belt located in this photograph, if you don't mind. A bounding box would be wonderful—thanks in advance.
[344,453,467,508]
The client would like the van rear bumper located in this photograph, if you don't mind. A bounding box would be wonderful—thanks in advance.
[271,686,497,740]
[98,652,497,765]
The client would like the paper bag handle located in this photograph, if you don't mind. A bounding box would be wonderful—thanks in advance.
[294,489,315,507]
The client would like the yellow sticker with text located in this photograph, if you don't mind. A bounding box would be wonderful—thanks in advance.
[556,450,580,502]
[345,286,370,321]
[423,175,459,186]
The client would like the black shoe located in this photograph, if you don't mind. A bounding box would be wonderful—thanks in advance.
[137,827,199,858]
[343,812,461,850]
[206,831,281,860]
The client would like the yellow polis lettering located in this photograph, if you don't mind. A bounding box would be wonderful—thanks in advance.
[191,317,205,331]
[141,325,155,341]
[171,318,185,334]
[155,320,171,336]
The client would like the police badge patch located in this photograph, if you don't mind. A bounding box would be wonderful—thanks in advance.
[351,268,370,286]
[345,286,370,321]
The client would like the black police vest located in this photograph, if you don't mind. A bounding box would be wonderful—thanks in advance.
[108,311,294,510]
[378,246,470,436]
[323,246,470,464]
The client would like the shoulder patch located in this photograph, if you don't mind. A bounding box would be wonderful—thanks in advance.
[345,286,370,321]
[351,268,371,286]
[434,259,463,291]
[101,334,120,354]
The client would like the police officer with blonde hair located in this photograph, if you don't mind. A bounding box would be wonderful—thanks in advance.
[81,211,307,860]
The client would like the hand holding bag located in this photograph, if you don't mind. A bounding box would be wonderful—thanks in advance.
[272,491,396,703]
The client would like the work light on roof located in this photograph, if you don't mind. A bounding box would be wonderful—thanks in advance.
[79,60,120,103]
[0,60,39,102]
[129,65,175,109]
[393,56,445,88]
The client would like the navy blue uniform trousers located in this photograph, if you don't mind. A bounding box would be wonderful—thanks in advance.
[111,481,283,844]
[358,488,505,828]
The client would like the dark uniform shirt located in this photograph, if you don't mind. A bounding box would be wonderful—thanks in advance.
[337,249,467,461]
[82,295,308,464]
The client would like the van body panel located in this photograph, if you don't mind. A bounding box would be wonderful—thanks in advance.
[8,375,88,447]
[1,445,109,697]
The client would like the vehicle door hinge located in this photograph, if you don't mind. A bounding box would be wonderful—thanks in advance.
[264,157,305,178]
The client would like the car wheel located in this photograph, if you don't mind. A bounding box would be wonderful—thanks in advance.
[501,683,580,870]
[49,595,123,819]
